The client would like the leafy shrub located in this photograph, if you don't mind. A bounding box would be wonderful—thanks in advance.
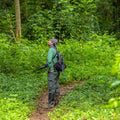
[0,38,47,74]
[23,11,54,43]
[23,0,99,42]
[109,50,120,108]
[58,34,115,83]
[49,34,120,119]
[0,37,48,119]
[0,34,119,119]
[0,73,47,120]
[49,76,120,120]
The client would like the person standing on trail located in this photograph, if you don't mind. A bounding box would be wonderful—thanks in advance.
[47,38,60,108]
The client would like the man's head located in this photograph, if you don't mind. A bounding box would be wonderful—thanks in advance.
[48,38,58,47]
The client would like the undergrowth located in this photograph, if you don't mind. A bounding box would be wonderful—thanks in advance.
[0,73,47,120]
[0,34,120,119]
[48,34,120,120]
[49,76,120,119]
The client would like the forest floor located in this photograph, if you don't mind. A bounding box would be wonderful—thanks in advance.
[29,81,84,120]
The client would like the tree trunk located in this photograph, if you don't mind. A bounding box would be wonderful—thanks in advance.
[15,0,21,39]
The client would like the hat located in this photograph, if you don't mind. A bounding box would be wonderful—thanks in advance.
[51,38,58,47]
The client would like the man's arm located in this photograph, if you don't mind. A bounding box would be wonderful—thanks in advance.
[47,48,54,70]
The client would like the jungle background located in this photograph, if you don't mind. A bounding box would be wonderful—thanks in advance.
[0,0,120,119]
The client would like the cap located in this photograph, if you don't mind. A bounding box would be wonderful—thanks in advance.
[51,38,58,47]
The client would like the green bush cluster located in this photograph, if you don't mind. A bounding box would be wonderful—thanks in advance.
[49,34,120,119]
[49,76,120,119]
[0,73,47,120]
[108,50,120,108]
[0,37,47,74]
[0,37,49,119]
[0,33,120,119]
[23,0,98,42]
[1,0,120,40]
[58,34,115,83]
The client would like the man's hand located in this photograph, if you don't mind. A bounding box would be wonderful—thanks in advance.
[40,64,48,69]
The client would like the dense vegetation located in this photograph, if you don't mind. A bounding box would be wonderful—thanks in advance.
[0,0,120,120]
[49,35,120,119]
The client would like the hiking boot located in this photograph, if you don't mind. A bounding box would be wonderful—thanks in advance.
[48,93,55,107]
[48,103,54,108]
[44,105,53,109]
[54,93,59,106]
[54,101,59,106]
[44,102,54,109]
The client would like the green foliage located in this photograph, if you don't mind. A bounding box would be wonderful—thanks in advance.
[0,37,47,73]
[49,79,120,119]
[70,0,99,40]
[23,10,54,43]
[95,0,114,33]
[108,51,120,108]
[49,34,120,119]
[0,32,120,119]
[0,97,30,120]
[1,0,120,119]
[0,37,47,120]
[58,34,116,84]
[23,0,99,42]
[0,9,16,40]
[0,73,47,120]
[1,0,120,40]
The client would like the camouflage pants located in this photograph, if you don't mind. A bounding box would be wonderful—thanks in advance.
[47,71,60,95]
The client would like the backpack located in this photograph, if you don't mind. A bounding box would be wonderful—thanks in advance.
[53,49,66,72]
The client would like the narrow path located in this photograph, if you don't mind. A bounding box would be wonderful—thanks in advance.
[29,81,84,120]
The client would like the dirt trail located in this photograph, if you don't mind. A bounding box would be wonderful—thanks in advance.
[29,81,84,120]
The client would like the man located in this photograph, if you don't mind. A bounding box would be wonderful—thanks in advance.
[47,38,60,108]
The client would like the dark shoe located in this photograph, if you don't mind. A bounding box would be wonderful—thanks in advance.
[44,103,54,109]
[54,101,59,106]
[48,103,54,108]
[54,93,59,106]
[48,93,55,107]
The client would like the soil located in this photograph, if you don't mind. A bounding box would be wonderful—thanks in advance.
[29,81,84,120]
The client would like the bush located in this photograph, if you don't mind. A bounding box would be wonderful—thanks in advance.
[0,34,119,119]
[49,75,120,120]
[58,34,115,83]
[49,34,120,119]
[108,50,120,108]
[0,38,47,74]
[0,73,47,120]
[23,0,99,42]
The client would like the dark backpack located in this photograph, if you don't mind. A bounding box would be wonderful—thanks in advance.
[53,49,66,72]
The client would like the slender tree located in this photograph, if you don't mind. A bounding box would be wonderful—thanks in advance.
[15,0,21,39]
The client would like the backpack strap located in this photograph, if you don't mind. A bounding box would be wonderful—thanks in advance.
[52,48,59,63]
[52,48,63,64]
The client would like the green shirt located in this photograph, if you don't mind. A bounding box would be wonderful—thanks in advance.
[47,46,58,71]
